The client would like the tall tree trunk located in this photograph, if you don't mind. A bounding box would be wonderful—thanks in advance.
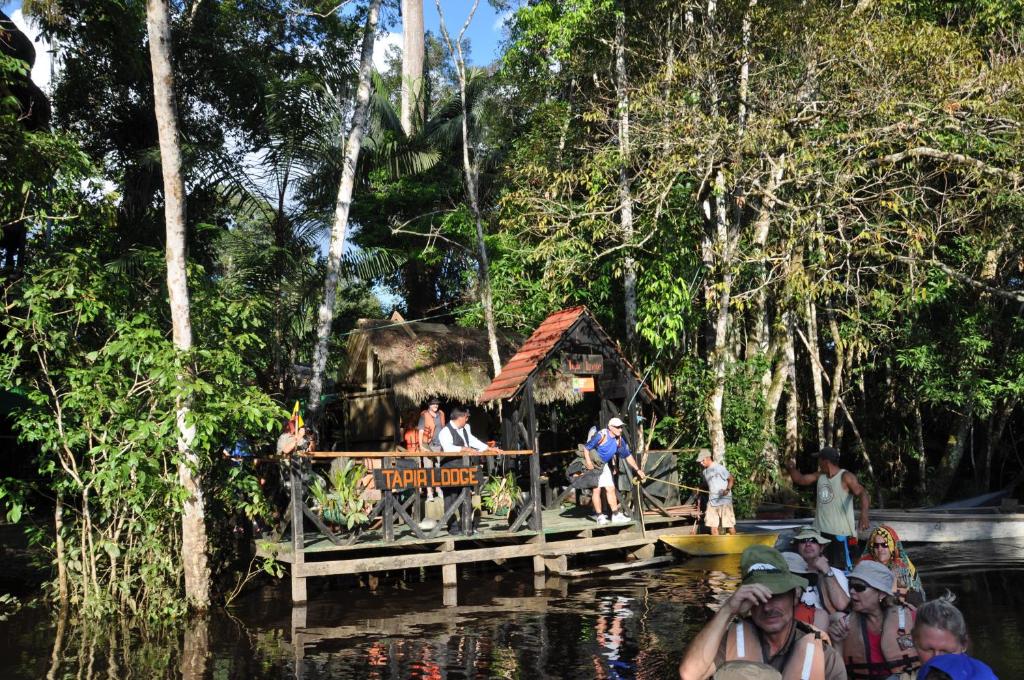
[785,319,800,459]
[400,0,425,136]
[805,300,826,448]
[436,0,502,378]
[54,493,67,606]
[307,0,383,420]
[614,8,637,349]
[912,398,927,499]
[930,409,973,503]
[145,0,210,610]
[984,397,1017,490]
[825,309,846,445]
[706,170,732,461]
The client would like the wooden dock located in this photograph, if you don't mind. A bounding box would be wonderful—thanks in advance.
[257,504,698,605]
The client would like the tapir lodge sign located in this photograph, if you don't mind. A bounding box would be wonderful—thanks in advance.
[562,352,604,375]
[373,466,482,491]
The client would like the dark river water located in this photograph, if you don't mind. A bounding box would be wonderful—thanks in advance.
[2,538,1022,679]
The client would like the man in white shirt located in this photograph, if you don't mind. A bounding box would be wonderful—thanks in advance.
[696,448,736,535]
[438,408,498,535]
[789,527,850,616]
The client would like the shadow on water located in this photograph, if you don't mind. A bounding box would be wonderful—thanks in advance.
[1,543,1023,679]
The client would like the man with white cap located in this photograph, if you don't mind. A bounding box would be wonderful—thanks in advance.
[790,528,851,615]
[696,448,736,535]
[679,545,847,680]
[582,416,646,525]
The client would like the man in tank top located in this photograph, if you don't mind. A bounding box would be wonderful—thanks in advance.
[785,446,870,572]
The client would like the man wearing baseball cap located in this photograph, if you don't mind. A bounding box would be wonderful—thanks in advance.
[679,545,847,680]
[785,446,870,571]
[789,528,851,616]
[696,448,736,535]
[582,416,647,525]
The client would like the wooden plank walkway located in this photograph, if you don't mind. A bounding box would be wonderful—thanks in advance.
[256,506,698,604]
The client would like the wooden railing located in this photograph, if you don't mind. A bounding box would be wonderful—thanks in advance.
[276,449,538,554]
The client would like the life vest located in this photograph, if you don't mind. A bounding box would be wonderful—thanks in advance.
[725,619,829,680]
[795,602,830,631]
[419,409,445,445]
[402,426,420,452]
[841,605,919,678]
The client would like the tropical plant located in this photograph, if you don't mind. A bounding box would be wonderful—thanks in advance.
[309,459,370,530]
[481,473,523,516]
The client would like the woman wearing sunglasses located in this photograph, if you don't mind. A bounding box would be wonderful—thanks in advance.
[828,561,920,679]
[858,525,925,606]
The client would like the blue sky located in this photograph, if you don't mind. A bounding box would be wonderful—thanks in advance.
[3,0,510,77]
[418,1,508,66]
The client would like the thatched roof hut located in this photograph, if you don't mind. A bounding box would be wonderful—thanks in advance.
[342,313,579,406]
[334,313,578,450]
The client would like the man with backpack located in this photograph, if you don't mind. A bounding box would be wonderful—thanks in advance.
[583,416,647,525]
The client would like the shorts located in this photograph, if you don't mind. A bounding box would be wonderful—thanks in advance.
[598,464,615,489]
[705,502,736,529]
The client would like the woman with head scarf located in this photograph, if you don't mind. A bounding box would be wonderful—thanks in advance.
[859,524,925,606]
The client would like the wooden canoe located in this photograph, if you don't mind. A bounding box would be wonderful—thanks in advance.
[659,532,779,556]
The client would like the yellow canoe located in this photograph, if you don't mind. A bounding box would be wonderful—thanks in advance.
[659,532,779,556]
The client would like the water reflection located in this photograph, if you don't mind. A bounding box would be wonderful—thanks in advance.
[3,540,1024,679]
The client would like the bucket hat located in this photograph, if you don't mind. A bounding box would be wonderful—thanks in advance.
[740,545,808,594]
[782,551,813,575]
[848,560,895,595]
[792,527,830,545]
[713,661,783,680]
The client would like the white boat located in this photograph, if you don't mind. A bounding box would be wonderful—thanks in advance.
[870,508,1024,543]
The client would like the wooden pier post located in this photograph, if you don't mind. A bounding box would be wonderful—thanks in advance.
[525,377,543,531]
[442,563,458,606]
[533,554,546,590]
[289,456,307,603]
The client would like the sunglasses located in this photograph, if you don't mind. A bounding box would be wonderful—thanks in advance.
[872,542,890,549]
[793,538,819,545]
[849,582,870,593]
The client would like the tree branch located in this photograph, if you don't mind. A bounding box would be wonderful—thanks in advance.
[865,146,1022,188]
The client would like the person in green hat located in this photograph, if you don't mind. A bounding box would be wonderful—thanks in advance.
[679,545,847,680]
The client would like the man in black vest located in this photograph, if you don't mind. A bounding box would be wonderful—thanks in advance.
[438,408,497,535]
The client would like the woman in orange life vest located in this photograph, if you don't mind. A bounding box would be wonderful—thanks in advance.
[828,560,919,679]
[857,525,925,606]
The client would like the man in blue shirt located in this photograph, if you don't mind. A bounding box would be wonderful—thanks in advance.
[583,417,647,525]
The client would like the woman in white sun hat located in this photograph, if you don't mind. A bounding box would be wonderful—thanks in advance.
[829,560,919,679]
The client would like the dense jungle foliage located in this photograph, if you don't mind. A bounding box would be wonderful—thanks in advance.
[1,0,1023,624]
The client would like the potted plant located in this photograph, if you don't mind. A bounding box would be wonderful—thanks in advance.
[482,473,523,522]
[309,459,370,531]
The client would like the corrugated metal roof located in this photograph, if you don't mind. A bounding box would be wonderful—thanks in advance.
[478,306,653,404]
